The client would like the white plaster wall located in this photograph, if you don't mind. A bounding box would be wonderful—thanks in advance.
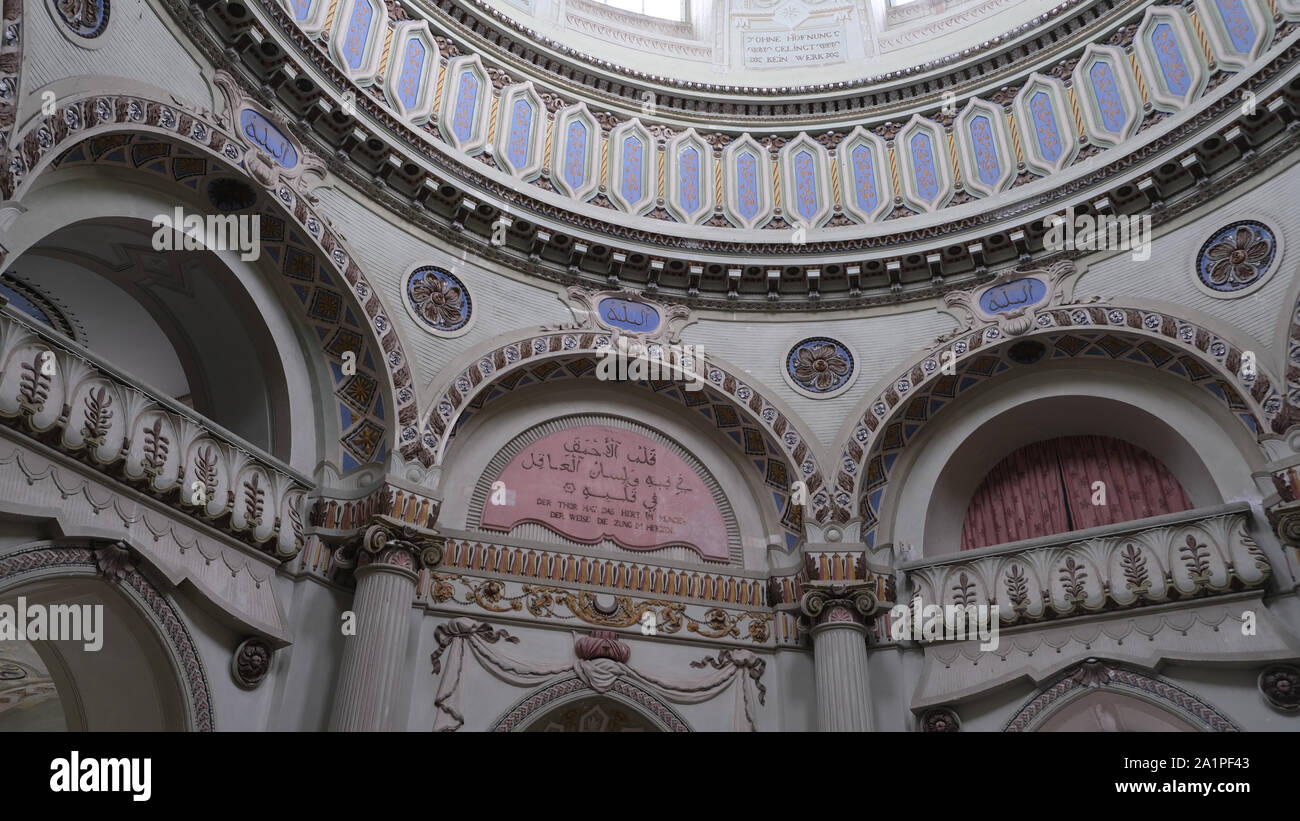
[1078,159,1300,375]
[171,588,281,731]
[266,576,352,730]
[688,306,955,450]
[310,185,573,392]
[23,0,213,119]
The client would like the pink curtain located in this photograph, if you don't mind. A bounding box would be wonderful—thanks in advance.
[960,441,1070,550]
[1057,436,1191,531]
[961,436,1192,550]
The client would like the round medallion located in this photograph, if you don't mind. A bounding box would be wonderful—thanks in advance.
[54,0,110,38]
[403,266,473,336]
[784,337,856,399]
[1195,219,1280,297]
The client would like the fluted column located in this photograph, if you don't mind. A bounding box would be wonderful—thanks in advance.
[800,582,879,732]
[329,519,443,731]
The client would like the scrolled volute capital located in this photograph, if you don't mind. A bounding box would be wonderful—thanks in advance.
[798,581,879,630]
[344,516,445,573]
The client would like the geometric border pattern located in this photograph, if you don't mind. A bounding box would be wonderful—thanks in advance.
[3,92,424,465]
[1003,659,1239,732]
[491,675,691,732]
[0,544,214,731]
[836,303,1285,536]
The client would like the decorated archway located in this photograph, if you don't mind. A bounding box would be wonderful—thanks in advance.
[831,262,1286,550]
[1,72,426,469]
[0,542,214,731]
[1004,658,1239,732]
[422,310,828,552]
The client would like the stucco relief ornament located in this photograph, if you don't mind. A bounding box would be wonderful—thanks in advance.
[213,72,326,194]
[332,516,444,575]
[92,540,135,582]
[785,337,854,396]
[231,637,273,690]
[920,707,960,732]
[798,580,879,631]
[574,630,631,663]
[940,260,1095,341]
[553,286,694,346]
[55,0,109,37]
[404,266,472,335]
[410,271,467,328]
[1196,221,1279,295]
[432,617,768,731]
[1258,664,1300,711]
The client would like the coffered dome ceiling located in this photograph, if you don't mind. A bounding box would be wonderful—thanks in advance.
[207,0,1300,307]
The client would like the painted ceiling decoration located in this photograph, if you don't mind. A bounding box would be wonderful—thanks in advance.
[404,265,473,335]
[1194,219,1280,296]
[52,0,110,38]
[266,0,1285,235]
[784,337,855,399]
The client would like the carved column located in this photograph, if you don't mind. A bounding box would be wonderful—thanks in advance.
[799,581,879,732]
[328,518,443,732]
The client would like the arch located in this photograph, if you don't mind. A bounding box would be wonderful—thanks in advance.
[831,265,1285,548]
[1,79,429,468]
[422,327,828,551]
[1004,659,1238,732]
[14,215,297,460]
[900,386,1243,557]
[491,675,691,732]
[0,542,213,731]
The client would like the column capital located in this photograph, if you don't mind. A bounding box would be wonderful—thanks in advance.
[334,515,445,575]
[798,580,879,633]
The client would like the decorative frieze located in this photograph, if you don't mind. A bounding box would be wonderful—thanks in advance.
[422,571,774,645]
[0,304,310,560]
[900,505,1270,629]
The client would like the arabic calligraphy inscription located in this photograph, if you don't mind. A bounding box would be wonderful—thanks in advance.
[596,297,660,334]
[480,425,728,561]
[978,277,1046,315]
[239,109,299,170]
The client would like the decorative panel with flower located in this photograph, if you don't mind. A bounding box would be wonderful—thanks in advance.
[1134,7,1207,111]
[405,266,473,335]
[784,337,856,398]
[665,128,713,224]
[1194,220,1280,297]
[384,22,438,123]
[328,0,386,83]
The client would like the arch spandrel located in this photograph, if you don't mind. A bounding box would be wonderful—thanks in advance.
[420,288,835,553]
[1,73,428,472]
[830,261,1286,548]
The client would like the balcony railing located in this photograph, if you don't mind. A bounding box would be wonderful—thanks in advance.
[0,301,310,559]
[899,503,1271,627]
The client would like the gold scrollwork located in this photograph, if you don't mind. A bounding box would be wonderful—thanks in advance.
[428,574,772,642]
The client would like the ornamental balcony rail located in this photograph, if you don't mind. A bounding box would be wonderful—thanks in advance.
[898,503,1271,627]
[0,300,310,559]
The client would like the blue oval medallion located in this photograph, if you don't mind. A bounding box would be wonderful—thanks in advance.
[239,109,299,170]
[597,298,659,333]
[980,278,1047,314]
